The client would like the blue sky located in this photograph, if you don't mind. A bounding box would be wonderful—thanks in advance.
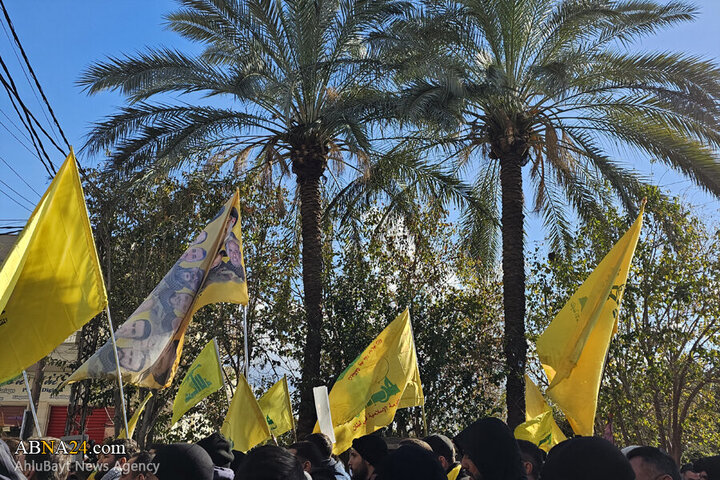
[0,0,719,242]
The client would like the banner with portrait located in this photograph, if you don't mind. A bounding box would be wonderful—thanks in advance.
[66,190,248,389]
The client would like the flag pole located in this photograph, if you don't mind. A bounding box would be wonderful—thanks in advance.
[420,404,428,437]
[106,306,130,435]
[22,370,42,437]
[242,305,249,379]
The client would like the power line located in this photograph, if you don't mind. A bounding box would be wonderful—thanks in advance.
[0,178,36,207]
[0,188,31,212]
[0,0,70,152]
[0,153,41,196]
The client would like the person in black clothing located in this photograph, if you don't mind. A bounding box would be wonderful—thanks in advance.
[516,440,545,480]
[424,434,471,480]
[453,418,526,480]
[288,441,336,480]
[540,437,634,480]
[306,433,351,480]
[379,444,446,480]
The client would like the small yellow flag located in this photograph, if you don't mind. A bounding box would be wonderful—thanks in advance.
[258,376,294,437]
[118,392,153,439]
[0,151,107,384]
[221,374,270,452]
[316,309,422,454]
[514,411,555,452]
[524,375,565,450]
[171,339,224,425]
[537,206,645,436]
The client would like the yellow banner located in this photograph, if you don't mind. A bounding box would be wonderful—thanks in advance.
[66,190,249,388]
[171,339,224,424]
[118,392,153,439]
[317,309,421,454]
[221,374,270,452]
[258,376,294,437]
[537,206,644,435]
[520,376,565,451]
[0,151,107,384]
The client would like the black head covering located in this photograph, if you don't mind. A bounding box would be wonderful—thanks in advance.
[540,437,634,480]
[453,417,525,480]
[380,444,446,480]
[197,432,234,468]
[154,443,214,480]
[694,456,720,480]
[423,434,455,462]
[352,434,388,468]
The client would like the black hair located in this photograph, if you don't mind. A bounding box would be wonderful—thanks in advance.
[626,446,681,480]
[127,451,156,476]
[132,319,151,340]
[517,439,545,475]
[289,441,324,468]
[105,438,140,460]
[236,445,305,480]
[306,433,333,459]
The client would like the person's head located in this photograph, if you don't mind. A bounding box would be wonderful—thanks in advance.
[22,437,71,480]
[97,438,140,478]
[349,434,387,480]
[540,436,635,480]
[119,452,157,480]
[693,456,720,480]
[681,464,700,480]
[117,347,148,372]
[380,444,446,480]
[305,433,333,461]
[192,231,208,245]
[516,440,545,480]
[152,443,213,480]
[454,417,524,480]
[288,441,324,473]
[181,247,207,263]
[627,446,681,480]
[171,267,204,292]
[225,239,243,267]
[398,438,433,452]
[235,445,304,480]
[423,434,456,471]
[117,319,151,340]
[196,433,233,469]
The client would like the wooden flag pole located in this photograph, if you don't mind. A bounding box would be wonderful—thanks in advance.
[106,306,130,435]
[22,370,42,437]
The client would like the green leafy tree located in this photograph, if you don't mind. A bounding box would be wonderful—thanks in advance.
[378,0,720,427]
[526,194,720,461]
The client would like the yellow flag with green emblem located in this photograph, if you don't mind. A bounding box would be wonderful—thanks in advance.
[258,376,294,437]
[316,308,421,454]
[171,338,224,424]
[537,205,645,436]
[523,375,565,450]
[118,392,153,439]
[0,151,107,384]
[514,411,555,452]
[221,374,271,452]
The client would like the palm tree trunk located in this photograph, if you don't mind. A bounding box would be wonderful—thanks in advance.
[294,150,326,436]
[500,151,527,429]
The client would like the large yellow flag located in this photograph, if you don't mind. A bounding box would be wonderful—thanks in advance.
[258,376,294,437]
[67,190,249,388]
[516,376,566,451]
[0,152,107,384]
[221,374,270,452]
[536,206,645,435]
[317,309,422,454]
[118,392,153,439]
[171,339,224,425]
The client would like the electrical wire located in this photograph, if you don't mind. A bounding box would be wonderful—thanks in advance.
[0,187,31,212]
[0,153,41,196]
[0,178,36,207]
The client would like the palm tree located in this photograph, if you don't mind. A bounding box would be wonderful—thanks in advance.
[79,0,482,434]
[379,0,720,428]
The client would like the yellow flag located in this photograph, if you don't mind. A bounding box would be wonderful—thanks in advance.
[524,375,566,449]
[171,339,224,424]
[317,309,421,454]
[0,152,107,384]
[398,339,424,409]
[537,206,644,435]
[514,411,555,452]
[221,374,270,452]
[118,392,153,439]
[258,376,294,437]
[67,190,248,389]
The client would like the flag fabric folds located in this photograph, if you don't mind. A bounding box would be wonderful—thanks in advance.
[258,376,294,437]
[221,374,270,452]
[317,308,422,454]
[118,392,153,439]
[0,152,107,384]
[67,190,249,388]
[171,339,224,425]
[536,206,645,436]
[518,375,566,451]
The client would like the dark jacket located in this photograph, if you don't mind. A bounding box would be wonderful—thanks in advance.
[454,418,526,480]
[323,458,351,480]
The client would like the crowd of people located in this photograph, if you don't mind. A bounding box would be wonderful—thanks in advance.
[1,417,718,480]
